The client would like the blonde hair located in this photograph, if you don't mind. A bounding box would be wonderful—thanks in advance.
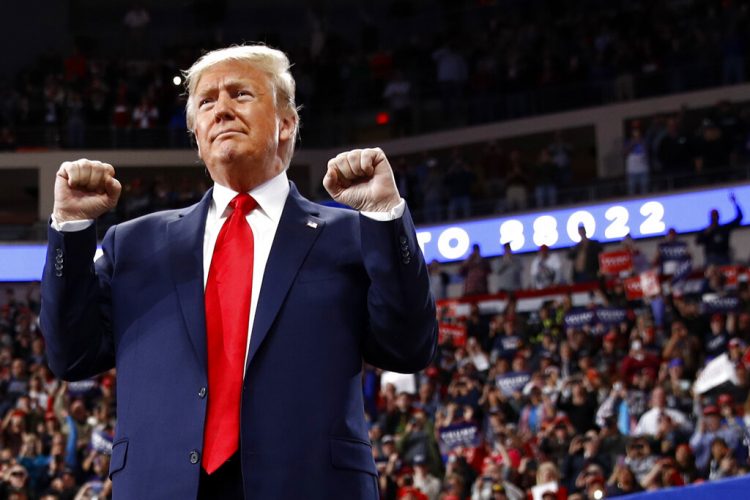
[536,461,560,485]
[183,44,300,166]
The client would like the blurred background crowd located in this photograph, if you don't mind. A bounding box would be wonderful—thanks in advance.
[0,201,749,498]
[0,0,749,150]
[364,202,750,500]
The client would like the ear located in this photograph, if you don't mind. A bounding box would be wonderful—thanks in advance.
[278,114,295,142]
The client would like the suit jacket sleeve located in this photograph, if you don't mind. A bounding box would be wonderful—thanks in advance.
[358,206,437,373]
[40,223,116,380]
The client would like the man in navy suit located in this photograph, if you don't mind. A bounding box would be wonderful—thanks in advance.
[40,45,437,499]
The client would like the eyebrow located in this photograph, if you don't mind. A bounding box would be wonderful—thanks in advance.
[195,78,263,98]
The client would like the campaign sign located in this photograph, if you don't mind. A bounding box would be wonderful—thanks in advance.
[671,258,693,285]
[624,271,660,299]
[438,422,481,455]
[599,250,633,275]
[624,276,643,300]
[67,379,98,396]
[595,307,628,326]
[91,429,113,454]
[641,270,661,298]
[439,323,467,347]
[719,266,741,288]
[701,295,741,315]
[658,241,689,275]
[564,308,595,329]
[495,371,531,396]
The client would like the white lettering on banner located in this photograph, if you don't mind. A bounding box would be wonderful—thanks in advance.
[533,215,559,246]
[566,210,596,242]
[407,185,749,264]
[416,232,432,254]
[604,206,630,239]
[640,201,666,234]
[600,253,631,268]
[499,219,525,251]
[596,308,627,324]
[437,227,470,260]
[441,427,478,445]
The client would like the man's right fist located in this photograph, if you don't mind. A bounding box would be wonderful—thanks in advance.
[53,159,122,223]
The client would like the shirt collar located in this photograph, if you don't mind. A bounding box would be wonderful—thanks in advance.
[211,170,289,223]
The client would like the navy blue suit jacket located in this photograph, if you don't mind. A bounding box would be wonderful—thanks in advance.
[40,183,437,499]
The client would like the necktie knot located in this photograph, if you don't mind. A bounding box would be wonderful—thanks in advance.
[230,193,257,216]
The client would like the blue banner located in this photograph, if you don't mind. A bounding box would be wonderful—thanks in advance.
[438,422,481,454]
[415,184,750,262]
[495,371,531,396]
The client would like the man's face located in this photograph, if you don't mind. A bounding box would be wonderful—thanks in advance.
[192,60,294,191]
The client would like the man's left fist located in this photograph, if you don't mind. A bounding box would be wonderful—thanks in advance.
[323,148,401,212]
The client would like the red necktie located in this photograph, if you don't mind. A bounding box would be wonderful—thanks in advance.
[202,193,256,474]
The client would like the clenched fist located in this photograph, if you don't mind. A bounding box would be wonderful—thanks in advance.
[323,148,401,212]
[53,159,122,223]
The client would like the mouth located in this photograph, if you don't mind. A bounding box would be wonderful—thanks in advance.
[212,130,244,141]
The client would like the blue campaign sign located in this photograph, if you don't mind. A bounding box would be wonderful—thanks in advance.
[416,184,750,262]
[438,422,481,454]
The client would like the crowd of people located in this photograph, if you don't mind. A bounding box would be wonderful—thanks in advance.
[362,206,750,499]
[0,285,115,499]
[1,0,749,150]
[0,201,748,499]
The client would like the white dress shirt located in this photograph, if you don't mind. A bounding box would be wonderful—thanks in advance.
[205,171,289,373]
[52,170,406,375]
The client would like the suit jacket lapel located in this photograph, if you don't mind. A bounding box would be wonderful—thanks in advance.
[246,183,324,371]
[167,189,213,375]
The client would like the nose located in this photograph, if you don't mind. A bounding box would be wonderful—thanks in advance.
[213,92,235,122]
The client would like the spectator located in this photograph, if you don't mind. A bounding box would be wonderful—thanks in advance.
[413,454,441,500]
[624,124,649,195]
[633,386,692,437]
[548,131,573,193]
[461,244,491,297]
[606,464,642,496]
[444,150,477,220]
[623,436,657,487]
[530,246,563,290]
[689,405,742,471]
[432,41,468,123]
[422,158,444,223]
[567,225,603,283]
[382,70,412,137]
[428,260,451,301]
[533,148,559,208]
[657,117,692,176]
[504,151,529,212]
[694,120,730,179]
[493,243,522,292]
[704,313,730,360]
[696,193,743,266]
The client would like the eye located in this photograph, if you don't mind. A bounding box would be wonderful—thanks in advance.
[236,90,253,98]
[198,98,214,108]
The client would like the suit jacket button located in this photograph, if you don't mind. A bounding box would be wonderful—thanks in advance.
[399,235,408,245]
[55,271,63,277]
[55,248,63,256]
[198,387,207,398]
[189,450,200,464]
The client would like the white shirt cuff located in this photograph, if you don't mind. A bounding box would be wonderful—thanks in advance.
[50,214,94,232]
[360,199,406,221]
